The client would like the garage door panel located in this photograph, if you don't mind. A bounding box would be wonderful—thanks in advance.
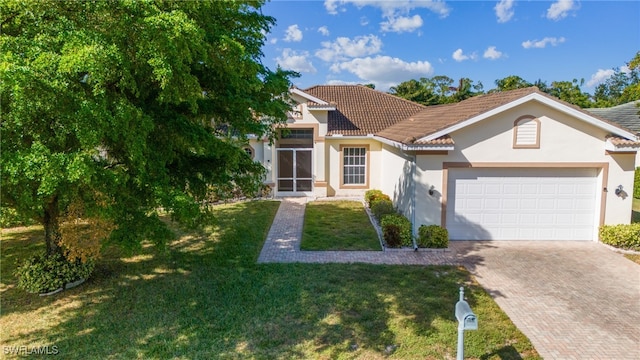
[447,168,597,241]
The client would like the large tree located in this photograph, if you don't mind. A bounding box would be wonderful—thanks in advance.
[547,79,593,108]
[389,76,483,105]
[1,0,295,256]
[593,52,640,107]
[491,75,533,92]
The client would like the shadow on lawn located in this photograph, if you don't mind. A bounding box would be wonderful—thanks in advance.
[2,201,529,359]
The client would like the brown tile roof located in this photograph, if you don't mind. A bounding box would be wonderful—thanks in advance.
[414,135,455,145]
[377,87,546,143]
[378,87,639,145]
[607,136,640,147]
[303,85,427,136]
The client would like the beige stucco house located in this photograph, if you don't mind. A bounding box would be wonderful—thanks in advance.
[247,85,640,241]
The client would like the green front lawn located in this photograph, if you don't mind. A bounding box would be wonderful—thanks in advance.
[301,200,381,251]
[1,201,539,359]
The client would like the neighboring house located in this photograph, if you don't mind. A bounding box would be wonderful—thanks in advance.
[586,101,640,166]
[586,100,640,134]
[247,85,640,241]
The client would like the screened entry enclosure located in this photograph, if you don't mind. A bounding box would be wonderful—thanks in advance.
[277,129,314,193]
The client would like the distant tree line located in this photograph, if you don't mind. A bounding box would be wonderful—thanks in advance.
[389,52,640,109]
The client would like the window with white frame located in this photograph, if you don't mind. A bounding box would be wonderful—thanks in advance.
[342,147,367,185]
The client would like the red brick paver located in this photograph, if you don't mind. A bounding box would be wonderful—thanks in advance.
[258,198,640,359]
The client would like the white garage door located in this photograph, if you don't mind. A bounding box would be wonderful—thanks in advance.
[446,168,598,240]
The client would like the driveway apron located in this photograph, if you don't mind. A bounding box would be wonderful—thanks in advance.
[452,241,640,360]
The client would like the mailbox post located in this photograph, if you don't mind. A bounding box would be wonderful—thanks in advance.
[455,287,477,360]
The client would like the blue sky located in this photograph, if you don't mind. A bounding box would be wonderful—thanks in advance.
[260,0,640,92]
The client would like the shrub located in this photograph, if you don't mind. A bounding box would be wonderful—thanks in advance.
[599,224,640,251]
[0,207,36,228]
[381,214,413,247]
[418,224,449,248]
[371,199,395,220]
[383,223,403,248]
[14,253,95,294]
[364,189,391,207]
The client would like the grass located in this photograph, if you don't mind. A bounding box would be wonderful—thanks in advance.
[624,254,640,265]
[301,200,380,251]
[1,201,539,359]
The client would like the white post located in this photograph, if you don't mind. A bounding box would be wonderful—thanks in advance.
[457,287,465,360]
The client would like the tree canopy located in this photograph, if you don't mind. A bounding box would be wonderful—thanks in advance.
[390,52,640,108]
[1,0,296,256]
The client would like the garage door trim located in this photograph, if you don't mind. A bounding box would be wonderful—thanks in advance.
[441,162,608,240]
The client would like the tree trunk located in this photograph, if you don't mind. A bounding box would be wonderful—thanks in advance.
[44,196,62,256]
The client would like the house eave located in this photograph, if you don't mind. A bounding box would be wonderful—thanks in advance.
[290,87,329,105]
[308,105,336,111]
[372,135,455,152]
[605,139,640,153]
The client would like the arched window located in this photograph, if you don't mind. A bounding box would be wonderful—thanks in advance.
[243,146,254,159]
[513,116,540,148]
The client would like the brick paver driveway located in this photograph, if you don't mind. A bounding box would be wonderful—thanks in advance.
[452,241,640,360]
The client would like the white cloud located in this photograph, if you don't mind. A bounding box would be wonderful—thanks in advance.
[381,14,423,33]
[269,38,278,45]
[318,26,330,36]
[326,79,360,86]
[495,0,515,23]
[546,0,578,21]
[329,55,434,90]
[324,0,340,14]
[586,69,615,87]
[315,35,383,62]
[325,0,450,33]
[452,48,477,62]
[276,49,317,73]
[483,46,504,60]
[522,37,566,49]
[284,24,303,42]
[360,16,369,26]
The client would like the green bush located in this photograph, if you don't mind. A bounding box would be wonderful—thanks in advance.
[383,223,403,248]
[418,224,449,248]
[599,224,640,251]
[381,214,413,248]
[635,167,640,199]
[14,253,95,294]
[1,207,36,228]
[371,199,395,220]
[364,189,391,207]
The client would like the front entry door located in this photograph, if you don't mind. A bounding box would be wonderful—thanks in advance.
[277,149,312,193]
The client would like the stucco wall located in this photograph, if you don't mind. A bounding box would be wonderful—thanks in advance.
[325,138,381,197]
[379,144,415,223]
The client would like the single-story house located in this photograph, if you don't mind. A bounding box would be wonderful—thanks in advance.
[246,85,640,241]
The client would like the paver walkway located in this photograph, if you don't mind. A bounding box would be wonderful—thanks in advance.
[257,198,640,360]
[257,197,457,265]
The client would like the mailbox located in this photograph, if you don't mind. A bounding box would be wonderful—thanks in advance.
[455,301,478,330]
[455,287,478,360]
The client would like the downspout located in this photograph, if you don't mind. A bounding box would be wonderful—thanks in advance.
[412,153,418,251]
